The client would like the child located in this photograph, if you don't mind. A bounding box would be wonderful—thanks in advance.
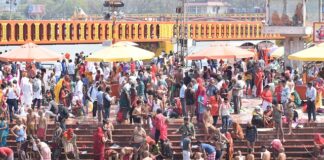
[102,119,114,143]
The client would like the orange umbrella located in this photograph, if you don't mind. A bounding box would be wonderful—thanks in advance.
[0,42,63,62]
[186,45,255,60]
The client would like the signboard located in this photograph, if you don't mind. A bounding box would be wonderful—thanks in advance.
[314,22,324,43]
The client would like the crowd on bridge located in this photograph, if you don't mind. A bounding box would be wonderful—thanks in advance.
[0,48,323,160]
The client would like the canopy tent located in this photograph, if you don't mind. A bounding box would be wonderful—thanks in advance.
[86,43,154,62]
[270,46,284,58]
[288,43,324,61]
[0,42,62,62]
[186,45,255,60]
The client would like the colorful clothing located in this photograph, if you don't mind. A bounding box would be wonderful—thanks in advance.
[93,127,105,160]
[15,127,25,142]
[0,120,8,146]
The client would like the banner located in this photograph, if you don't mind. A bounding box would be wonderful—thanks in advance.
[314,22,324,43]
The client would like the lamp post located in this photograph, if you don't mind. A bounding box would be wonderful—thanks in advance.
[176,0,187,65]
[103,0,124,44]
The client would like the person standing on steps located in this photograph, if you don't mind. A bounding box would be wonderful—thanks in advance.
[245,122,258,152]
[88,82,99,119]
[182,135,192,160]
[179,80,187,117]
[272,100,285,143]
[306,82,317,123]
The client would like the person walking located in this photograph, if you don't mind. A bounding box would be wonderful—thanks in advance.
[245,122,258,152]
[67,59,75,81]
[273,100,285,142]
[32,75,42,110]
[179,80,187,117]
[220,98,231,133]
[5,81,19,123]
[103,86,114,120]
[182,135,192,160]
[96,86,104,122]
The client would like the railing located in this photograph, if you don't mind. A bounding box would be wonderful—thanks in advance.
[0,20,281,45]
[126,13,265,21]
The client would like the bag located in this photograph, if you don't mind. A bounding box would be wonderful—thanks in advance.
[32,80,40,92]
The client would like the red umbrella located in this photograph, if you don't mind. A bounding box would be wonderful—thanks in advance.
[0,42,63,62]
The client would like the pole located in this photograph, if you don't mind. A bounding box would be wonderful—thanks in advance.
[9,0,12,20]
[320,0,323,22]
[180,0,186,64]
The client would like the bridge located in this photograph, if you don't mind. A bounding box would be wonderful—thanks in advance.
[0,20,281,46]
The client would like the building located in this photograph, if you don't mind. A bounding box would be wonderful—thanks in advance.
[0,0,19,12]
[185,0,229,15]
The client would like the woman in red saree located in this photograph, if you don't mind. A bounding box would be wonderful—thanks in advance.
[226,132,234,160]
[263,106,274,128]
[93,127,107,160]
[314,133,324,157]
[255,68,264,97]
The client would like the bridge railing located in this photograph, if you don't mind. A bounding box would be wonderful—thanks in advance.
[0,20,281,45]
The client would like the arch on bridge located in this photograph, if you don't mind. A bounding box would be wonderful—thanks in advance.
[14,24,19,41]
[84,23,89,40]
[0,23,2,41]
[155,24,160,39]
[6,23,13,41]
[143,24,148,39]
[98,24,102,40]
[31,23,36,41]
[117,24,122,40]
[55,23,60,40]
[125,24,129,39]
[46,23,51,41]
[39,23,44,41]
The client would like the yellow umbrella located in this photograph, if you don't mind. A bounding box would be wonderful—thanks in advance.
[86,44,155,62]
[270,47,284,58]
[288,43,324,61]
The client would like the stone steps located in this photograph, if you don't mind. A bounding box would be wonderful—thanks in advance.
[7,121,319,159]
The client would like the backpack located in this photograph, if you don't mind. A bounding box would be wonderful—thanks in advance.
[32,79,40,92]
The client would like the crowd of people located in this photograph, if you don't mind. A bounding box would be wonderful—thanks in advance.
[0,50,322,160]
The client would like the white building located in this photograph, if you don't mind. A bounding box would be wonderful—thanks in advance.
[185,0,229,15]
[0,0,19,12]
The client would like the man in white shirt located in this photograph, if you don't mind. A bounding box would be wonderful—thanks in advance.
[103,65,111,81]
[54,60,62,82]
[306,82,317,122]
[32,75,42,110]
[179,80,187,117]
[74,76,83,101]
[67,59,75,81]
[87,82,99,117]
[6,81,19,122]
